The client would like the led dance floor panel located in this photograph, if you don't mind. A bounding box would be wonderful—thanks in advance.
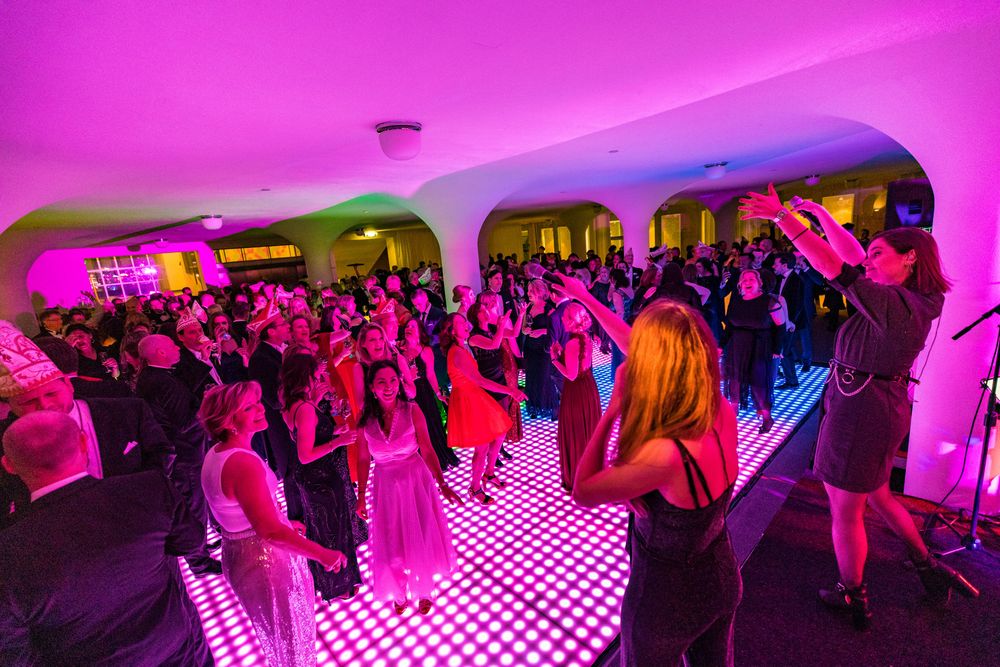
[183,348,827,666]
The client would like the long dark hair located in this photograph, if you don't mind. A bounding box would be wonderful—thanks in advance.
[279,353,318,410]
[873,228,952,295]
[358,359,411,427]
[438,313,466,353]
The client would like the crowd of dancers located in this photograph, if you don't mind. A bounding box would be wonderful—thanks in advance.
[0,193,980,666]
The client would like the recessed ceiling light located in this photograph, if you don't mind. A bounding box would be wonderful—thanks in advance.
[259,188,271,192]
[608,149,619,154]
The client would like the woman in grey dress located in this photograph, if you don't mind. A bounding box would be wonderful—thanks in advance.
[740,186,977,629]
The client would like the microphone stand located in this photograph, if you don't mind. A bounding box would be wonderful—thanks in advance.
[924,301,1000,556]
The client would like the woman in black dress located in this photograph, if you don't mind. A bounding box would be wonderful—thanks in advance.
[468,297,515,487]
[280,353,365,602]
[401,317,459,470]
[740,185,977,628]
[723,269,785,433]
[522,279,559,419]
[559,276,742,667]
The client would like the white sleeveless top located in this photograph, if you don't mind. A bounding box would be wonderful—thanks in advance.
[362,403,419,464]
[201,446,279,533]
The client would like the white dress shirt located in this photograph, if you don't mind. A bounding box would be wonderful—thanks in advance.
[69,400,104,479]
[30,471,90,502]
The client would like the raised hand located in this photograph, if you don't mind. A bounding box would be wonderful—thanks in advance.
[738,182,786,220]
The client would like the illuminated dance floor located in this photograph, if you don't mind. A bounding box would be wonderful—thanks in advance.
[183,349,827,666]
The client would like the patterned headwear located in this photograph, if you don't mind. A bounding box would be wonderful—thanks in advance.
[0,320,65,398]
[247,299,284,336]
[175,307,203,333]
[372,299,396,319]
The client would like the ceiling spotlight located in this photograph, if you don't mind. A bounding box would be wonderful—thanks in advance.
[154,238,169,248]
[201,214,223,231]
[363,228,378,238]
[804,174,821,186]
[704,162,729,180]
[376,121,422,160]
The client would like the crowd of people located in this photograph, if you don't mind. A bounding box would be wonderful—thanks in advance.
[0,195,979,666]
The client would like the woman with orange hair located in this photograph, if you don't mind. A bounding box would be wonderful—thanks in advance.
[557,274,742,667]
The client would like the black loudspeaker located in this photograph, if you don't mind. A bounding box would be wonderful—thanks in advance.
[884,178,934,229]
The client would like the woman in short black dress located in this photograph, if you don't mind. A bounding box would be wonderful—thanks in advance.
[401,317,459,471]
[561,282,742,667]
[740,186,976,628]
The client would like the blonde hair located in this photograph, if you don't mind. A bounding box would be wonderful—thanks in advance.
[616,300,720,463]
[198,381,262,441]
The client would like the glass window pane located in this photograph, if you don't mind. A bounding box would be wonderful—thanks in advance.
[222,249,244,263]
[242,247,270,261]
[269,245,292,259]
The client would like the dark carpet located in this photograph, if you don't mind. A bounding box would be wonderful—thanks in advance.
[734,476,1000,667]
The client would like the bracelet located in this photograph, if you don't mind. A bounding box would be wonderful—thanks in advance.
[773,209,789,223]
[789,227,809,243]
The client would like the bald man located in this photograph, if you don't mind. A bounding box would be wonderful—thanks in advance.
[0,412,213,666]
[136,335,221,577]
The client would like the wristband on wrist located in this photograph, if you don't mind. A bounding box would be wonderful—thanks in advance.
[789,228,809,243]
[773,209,789,223]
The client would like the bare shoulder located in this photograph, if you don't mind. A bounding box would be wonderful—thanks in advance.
[625,437,681,468]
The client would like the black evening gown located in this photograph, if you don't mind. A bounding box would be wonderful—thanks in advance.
[412,349,459,470]
[291,403,367,601]
[723,295,779,412]
[621,434,742,666]
[523,308,559,417]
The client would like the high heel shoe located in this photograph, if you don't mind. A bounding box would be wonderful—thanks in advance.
[483,473,507,489]
[392,599,408,615]
[819,582,872,631]
[418,598,433,615]
[759,416,774,434]
[468,487,496,505]
[500,446,513,460]
[912,554,980,603]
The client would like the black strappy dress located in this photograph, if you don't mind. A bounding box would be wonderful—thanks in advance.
[620,430,743,667]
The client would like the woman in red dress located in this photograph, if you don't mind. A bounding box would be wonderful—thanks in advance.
[439,313,525,505]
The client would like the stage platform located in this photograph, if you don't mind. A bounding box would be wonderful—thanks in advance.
[182,349,828,666]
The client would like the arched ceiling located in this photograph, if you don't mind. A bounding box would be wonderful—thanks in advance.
[2,1,999,247]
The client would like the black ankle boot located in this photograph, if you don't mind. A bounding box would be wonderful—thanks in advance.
[912,555,980,603]
[819,582,872,631]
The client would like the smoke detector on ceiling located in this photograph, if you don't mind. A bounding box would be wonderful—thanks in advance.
[376,121,422,160]
[704,162,729,180]
[201,214,223,231]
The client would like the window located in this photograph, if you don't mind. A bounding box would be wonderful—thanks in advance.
[215,244,303,264]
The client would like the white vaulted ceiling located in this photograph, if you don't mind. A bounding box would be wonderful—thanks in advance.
[1,1,999,245]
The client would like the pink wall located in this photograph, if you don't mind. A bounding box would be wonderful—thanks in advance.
[27,242,224,310]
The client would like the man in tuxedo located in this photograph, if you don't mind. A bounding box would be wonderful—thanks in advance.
[173,308,222,401]
[246,301,302,521]
[410,288,445,339]
[0,322,173,528]
[32,308,65,340]
[774,253,806,390]
[136,335,221,576]
[0,411,213,666]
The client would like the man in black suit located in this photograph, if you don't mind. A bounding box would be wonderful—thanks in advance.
[410,288,445,339]
[173,309,222,401]
[0,411,213,666]
[136,335,221,576]
[774,253,806,389]
[246,304,302,521]
[0,321,173,527]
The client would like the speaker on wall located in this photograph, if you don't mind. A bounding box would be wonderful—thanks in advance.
[884,178,934,230]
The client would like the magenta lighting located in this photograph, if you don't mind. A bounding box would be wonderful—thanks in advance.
[201,215,223,231]
[804,174,821,186]
[376,122,422,160]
